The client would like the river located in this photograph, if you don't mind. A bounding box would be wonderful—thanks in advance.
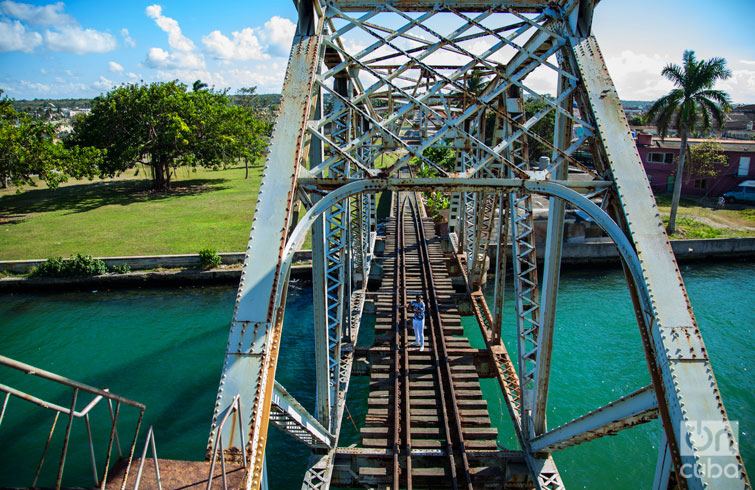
[1,261,752,488]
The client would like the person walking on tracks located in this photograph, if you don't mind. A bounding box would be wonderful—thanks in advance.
[408,294,426,352]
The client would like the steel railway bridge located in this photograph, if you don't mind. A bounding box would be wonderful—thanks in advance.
[203,1,749,488]
[4,1,749,489]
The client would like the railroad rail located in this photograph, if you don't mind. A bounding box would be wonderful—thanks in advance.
[343,191,519,489]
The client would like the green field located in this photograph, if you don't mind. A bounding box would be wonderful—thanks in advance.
[0,165,265,260]
[655,195,755,239]
[2,164,753,262]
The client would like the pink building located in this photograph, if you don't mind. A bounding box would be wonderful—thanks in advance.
[635,133,755,197]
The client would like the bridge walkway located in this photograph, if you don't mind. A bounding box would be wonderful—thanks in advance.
[335,193,528,489]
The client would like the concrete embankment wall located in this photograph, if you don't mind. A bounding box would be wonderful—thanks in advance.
[0,251,312,275]
[1,238,753,292]
[489,237,755,266]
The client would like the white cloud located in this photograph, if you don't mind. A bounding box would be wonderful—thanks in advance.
[146,46,204,69]
[223,67,286,91]
[1,1,116,54]
[718,70,755,104]
[739,60,755,66]
[40,67,46,74]
[145,4,194,51]
[261,16,294,57]
[202,28,267,61]
[92,75,114,91]
[45,25,117,54]
[154,68,226,90]
[121,28,135,47]
[521,64,558,96]
[147,47,169,66]
[55,76,64,83]
[20,79,50,93]
[127,72,138,79]
[0,1,73,26]
[108,61,124,72]
[65,69,73,76]
[144,5,204,71]
[603,49,673,100]
[0,19,42,52]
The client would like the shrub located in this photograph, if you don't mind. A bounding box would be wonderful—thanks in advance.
[110,264,131,274]
[31,254,108,277]
[199,248,222,269]
[68,254,109,276]
[32,257,66,277]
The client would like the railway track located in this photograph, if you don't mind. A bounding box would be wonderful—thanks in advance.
[357,190,502,489]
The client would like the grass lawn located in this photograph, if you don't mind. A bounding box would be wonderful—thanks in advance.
[3,164,753,262]
[654,194,755,239]
[0,165,269,260]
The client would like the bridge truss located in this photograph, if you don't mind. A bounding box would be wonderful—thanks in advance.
[207,1,750,489]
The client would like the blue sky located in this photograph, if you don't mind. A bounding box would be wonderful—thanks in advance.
[1,0,753,102]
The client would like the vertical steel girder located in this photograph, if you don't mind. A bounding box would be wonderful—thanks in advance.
[509,184,541,439]
[532,71,574,436]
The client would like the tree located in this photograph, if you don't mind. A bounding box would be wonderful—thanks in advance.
[629,115,645,126]
[234,86,274,178]
[686,140,728,196]
[192,79,208,92]
[645,50,731,234]
[0,90,99,189]
[70,81,267,191]
[524,98,556,162]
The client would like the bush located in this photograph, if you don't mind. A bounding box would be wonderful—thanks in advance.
[32,256,66,277]
[110,264,131,274]
[68,254,109,276]
[32,254,108,277]
[199,248,222,269]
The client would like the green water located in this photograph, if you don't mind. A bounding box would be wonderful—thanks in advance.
[1,262,752,488]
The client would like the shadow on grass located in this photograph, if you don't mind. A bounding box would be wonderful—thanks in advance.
[0,177,230,221]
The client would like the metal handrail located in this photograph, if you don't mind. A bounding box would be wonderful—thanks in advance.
[133,425,162,490]
[0,354,145,490]
[206,394,246,490]
[0,355,145,409]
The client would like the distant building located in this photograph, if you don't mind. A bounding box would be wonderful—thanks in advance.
[723,105,755,140]
[635,133,755,197]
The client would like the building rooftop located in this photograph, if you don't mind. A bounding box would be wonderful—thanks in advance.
[650,137,754,153]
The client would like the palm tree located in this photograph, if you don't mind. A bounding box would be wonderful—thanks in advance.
[645,50,731,234]
[192,79,208,92]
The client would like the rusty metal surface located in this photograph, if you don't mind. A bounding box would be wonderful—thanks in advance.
[208,12,323,490]
[106,458,245,490]
[529,385,659,453]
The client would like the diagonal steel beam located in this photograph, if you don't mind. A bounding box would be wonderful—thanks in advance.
[529,385,659,453]
[270,381,334,449]
[207,4,323,489]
